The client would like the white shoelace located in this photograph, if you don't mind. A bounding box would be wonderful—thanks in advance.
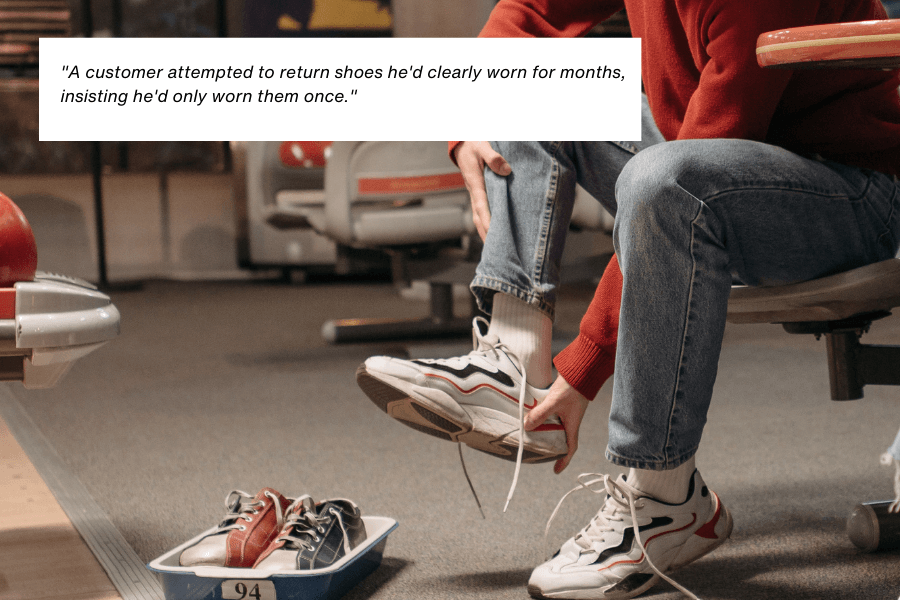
[545,473,700,600]
[880,452,900,512]
[275,495,353,553]
[215,489,286,534]
[455,317,531,515]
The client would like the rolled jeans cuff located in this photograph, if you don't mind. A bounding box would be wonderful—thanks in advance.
[605,448,699,471]
[470,276,555,319]
[553,333,615,400]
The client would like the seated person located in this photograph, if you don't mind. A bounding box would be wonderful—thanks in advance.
[358,0,900,598]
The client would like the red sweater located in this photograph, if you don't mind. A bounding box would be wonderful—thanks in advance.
[452,0,900,400]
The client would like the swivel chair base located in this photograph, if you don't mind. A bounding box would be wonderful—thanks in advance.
[727,258,900,552]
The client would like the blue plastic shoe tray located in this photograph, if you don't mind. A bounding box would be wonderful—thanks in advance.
[147,516,398,600]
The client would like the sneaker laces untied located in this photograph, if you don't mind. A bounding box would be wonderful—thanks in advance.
[455,316,534,515]
[544,473,702,600]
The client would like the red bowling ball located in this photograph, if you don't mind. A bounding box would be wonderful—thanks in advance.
[0,191,37,287]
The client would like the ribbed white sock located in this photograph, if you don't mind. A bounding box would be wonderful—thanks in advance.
[626,455,696,504]
[487,293,553,388]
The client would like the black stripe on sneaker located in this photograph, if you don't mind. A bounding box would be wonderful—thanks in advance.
[607,573,654,594]
[412,360,515,387]
[589,517,674,564]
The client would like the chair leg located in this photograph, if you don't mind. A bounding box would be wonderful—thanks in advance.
[825,330,900,400]
[826,331,865,400]
[429,282,454,323]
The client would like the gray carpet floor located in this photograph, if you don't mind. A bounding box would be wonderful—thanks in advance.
[7,278,900,600]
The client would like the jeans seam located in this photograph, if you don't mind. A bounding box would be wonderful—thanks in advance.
[531,148,560,288]
[664,195,706,464]
[609,141,640,155]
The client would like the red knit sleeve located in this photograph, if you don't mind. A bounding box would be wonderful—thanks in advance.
[554,253,622,400]
[676,0,822,141]
[448,0,622,162]
[448,141,462,165]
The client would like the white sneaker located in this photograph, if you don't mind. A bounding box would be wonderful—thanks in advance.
[357,317,567,464]
[529,470,732,599]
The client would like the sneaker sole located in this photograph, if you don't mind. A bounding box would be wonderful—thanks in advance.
[356,365,564,464]
[527,572,659,600]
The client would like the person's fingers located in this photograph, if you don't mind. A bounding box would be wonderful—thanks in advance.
[528,377,590,474]
[484,149,512,176]
[456,145,491,240]
[526,394,579,473]
[468,183,491,241]
[456,142,510,241]
[523,397,555,431]
[555,419,580,474]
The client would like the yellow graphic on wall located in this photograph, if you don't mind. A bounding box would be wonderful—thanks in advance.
[274,0,391,31]
[277,14,303,30]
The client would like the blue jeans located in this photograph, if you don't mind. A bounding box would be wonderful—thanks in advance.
[473,98,900,470]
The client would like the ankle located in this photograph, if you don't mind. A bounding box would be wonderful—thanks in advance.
[487,293,553,388]
[626,456,696,504]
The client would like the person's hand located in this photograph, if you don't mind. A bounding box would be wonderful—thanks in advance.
[453,141,511,241]
[524,375,590,474]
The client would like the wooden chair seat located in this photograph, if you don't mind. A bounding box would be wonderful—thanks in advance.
[727,258,900,325]
[757,19,900,69]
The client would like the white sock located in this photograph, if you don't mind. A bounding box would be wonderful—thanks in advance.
[487,293,553,388]
[626,455,696,504]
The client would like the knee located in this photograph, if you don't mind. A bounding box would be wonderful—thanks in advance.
[614,142,715,223]
[618,142,693,197]
[613,142,720,253]
[614,145,672,232]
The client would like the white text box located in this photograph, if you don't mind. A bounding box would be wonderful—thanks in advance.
[39,37,641,142]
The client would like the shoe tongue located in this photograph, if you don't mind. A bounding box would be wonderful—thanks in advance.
[471,318,496,351]
[288,495,316,516]
[319,498,358,518]
[613,474,644,502]
[475,332,500,352]
[254,487,284,503]
[220,491,256,527]
[226,495,243,514]
[277,497,319,550]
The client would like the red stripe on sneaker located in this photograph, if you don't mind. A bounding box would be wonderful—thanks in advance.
[426,373,520,400]
[694,494,723,540]
[426,374,538,407]
[599,556,644,571]
[532,423,563,432]
[424,373,565,431]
